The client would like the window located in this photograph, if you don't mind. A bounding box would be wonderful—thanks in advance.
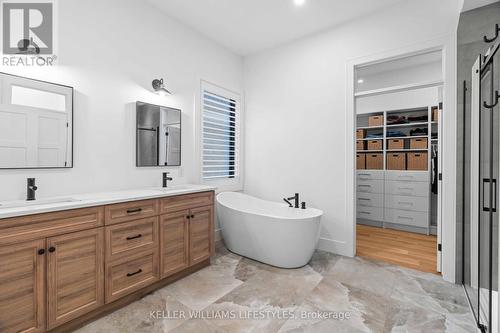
[200,81,242,189]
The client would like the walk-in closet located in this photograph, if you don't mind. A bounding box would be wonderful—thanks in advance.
[354,51,443,274]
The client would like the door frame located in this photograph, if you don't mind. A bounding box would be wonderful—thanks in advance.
[346,34,457,282]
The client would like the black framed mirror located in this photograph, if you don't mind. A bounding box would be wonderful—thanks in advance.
[136,101,181,167]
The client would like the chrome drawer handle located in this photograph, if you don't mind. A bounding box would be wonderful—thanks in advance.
[398,202,413,205]
[397,216,413,220]
[358,198,371,201]
[127,269,143,277]
[126,234,142,241]
[360,211,371,215]
[359,185,371,187]
[397,187,413,190]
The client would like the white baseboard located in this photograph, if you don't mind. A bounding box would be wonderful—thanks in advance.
[317,237,354,257]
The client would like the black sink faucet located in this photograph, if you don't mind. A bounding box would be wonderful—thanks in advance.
[162,172,173,188]
[27,178,38,201]
[283,193,300,208]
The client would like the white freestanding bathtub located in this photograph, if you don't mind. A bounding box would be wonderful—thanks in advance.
[216,192,323,268]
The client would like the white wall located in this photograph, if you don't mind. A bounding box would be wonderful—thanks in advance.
[243,0,461,280]
[0,0,243,201]
[356,61,443,92]
[356,87,441,114]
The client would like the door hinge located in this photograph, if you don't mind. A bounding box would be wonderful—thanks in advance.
[438,173,442,181]
[438,244,442,252]
[66,122,69,128]
[64,161,67,167]
[165,132,169,136]
[438,102,443,110]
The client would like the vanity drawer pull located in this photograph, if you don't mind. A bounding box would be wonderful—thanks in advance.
[126,208,143,214]
[127,269,143,277]
[358,198,371,201]
[358,184,371,187]
[398,202,413,205]
[397,216,413,220]
[126,234,142,240]
[360,211,371,215]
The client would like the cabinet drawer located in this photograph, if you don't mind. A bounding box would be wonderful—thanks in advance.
[105,199,159,225]
[356,192,384,208]
[384,209,429,228]
[357,170,385,181]
[385,195,429,212]
[356,179,384,194]
[357,206,384,221]
[159,191,214,214]
[105,250,159,303]
[105,217,158,260]
[0,207,104,246]
[385,171,429,182]
[385,180,429,197]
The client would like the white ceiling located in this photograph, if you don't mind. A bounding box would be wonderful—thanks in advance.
[146,0,405,55]
[462,0,499,12]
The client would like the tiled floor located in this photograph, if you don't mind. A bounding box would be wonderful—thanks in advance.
[75,242,476,333]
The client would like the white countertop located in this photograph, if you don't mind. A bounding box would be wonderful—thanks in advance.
[0,184,217,219]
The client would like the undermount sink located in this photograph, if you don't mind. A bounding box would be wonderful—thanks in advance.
[0,197,81,209]
[155,185,193,192]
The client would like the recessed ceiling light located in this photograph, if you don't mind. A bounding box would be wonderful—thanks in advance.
[294,0,306,6]
[357,79,364,84]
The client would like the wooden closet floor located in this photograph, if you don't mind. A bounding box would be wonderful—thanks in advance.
[356,224,438,274]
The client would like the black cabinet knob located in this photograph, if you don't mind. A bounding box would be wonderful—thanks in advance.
[190,214,195,218]
[48,246,56,253]
[186,215,191,219]
[38,249,45,255]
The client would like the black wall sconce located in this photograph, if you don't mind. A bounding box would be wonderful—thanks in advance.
[152,78,172,95]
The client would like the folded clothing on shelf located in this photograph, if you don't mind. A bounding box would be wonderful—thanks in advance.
[407,115,428,122]
[386,131,406,137]
[410,128,428,136]
[366,133,383,139]
[387,115,407,125]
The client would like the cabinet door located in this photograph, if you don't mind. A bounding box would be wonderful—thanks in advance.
[0,239,45,333]
[47,228,104,329]
[160,210,189,278]
[189,205,213,265]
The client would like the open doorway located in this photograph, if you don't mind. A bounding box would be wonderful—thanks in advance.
[354,50,443,274]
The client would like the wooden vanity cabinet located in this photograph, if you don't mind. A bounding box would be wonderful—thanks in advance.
[159,192,214,278]
[189,205,213,265]
[0,190,214,333]
[159,210,190,278]
[46,228,104,329]
[0,239,46,333]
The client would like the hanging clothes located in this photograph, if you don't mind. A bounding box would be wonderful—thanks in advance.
[431,144,438,194]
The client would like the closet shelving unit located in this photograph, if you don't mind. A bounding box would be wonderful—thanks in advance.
[356,106,437,172]
[356,106,440,235]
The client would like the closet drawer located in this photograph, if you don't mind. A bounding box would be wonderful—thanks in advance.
[357,206,384,221]
[385,180,429,197]
[357,170,385,181]
[356,179,384,194]
[385,194,429,212]
[384,209,429,228]
[385,171,429,182]
[356,192,384,208]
